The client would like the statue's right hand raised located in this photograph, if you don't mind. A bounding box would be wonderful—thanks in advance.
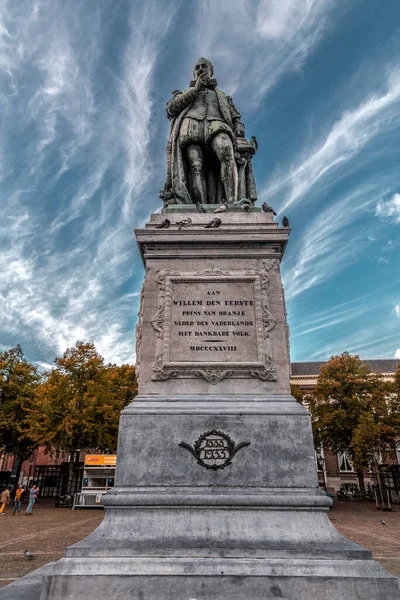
[194,76,205,92]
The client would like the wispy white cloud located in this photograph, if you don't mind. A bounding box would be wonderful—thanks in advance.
[375,193,400,224]
[0,225,142,364]
[260,59,400,346]
[119,0,179,221]
[288,285,400,361]
[0,1,177,365]
[256,0,306,39]
[291,291,382,332]
[395,349,400,359]
[0,0,399,369]
[394,303,400,319]
[308,329,400,361]
[35,361,54,372]
[192,0,339,99]
[0,1,101,182]
[293,307,365,337]
[282,185,381,300]
[263,69,400,212]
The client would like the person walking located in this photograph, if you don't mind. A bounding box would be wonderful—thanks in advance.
[0,486,11,515]
[12,485,24,515]
[25,484,38,516]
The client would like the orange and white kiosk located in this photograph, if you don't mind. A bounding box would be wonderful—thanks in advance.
[73,454,116,509]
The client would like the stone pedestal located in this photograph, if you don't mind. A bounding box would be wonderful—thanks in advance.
[41,210,400,599]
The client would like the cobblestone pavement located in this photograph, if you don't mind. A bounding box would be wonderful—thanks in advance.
[0,498,399,586]
[0,500,103,587]
[329,498,400,577]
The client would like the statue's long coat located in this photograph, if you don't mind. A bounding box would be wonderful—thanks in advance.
[165,88,238,205]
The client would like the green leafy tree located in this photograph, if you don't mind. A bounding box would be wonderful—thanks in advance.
[307,352,399,497]
[351,410,400,473]
[394,362,400,399]
[290,384,308,406]
[27,341,137,487]
[0,345,40,483]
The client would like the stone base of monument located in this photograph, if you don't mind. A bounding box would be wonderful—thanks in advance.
[40,564,399,600]
[39,395,400,600]
[37,211,400,599]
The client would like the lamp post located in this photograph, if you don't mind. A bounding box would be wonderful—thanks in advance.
[317,453,327,493]
[27,458,34,488]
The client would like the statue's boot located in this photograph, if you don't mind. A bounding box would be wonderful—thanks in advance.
[214,137,238,204]
[187,144,207,205]
[190,167,207,205]
[221,157,238,203]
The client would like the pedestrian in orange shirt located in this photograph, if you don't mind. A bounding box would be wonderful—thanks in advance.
[12,485,23,515]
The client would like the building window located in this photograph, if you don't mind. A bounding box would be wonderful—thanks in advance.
[315,447,325,472]
[396,442,400,465]
[337,452,354,472]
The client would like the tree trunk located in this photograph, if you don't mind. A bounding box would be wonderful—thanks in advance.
[10,456,22,487]
[356,469,365,498]
[375,466,385,508]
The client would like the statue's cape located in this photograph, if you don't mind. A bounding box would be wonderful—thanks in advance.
[167,89,234,204]
[168,104,192,204]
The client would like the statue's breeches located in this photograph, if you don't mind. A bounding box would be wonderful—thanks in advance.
[179,118,233,148]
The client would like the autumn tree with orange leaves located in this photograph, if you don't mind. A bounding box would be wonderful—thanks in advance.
[27,342,137,487]
[306,352,400,497]
[0,345,40,483]
[394,362,400,400]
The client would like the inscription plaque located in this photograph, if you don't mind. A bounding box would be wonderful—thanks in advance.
[151,267,277,383]
[171,279,257,363]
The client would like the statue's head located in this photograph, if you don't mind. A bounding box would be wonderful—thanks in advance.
[193,58,213,80]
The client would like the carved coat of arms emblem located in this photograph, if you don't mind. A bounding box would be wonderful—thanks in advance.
[179,429,250,470]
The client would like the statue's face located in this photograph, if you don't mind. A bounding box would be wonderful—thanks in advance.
[194,60,212,80]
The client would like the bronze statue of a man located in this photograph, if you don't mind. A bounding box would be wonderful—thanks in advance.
[160,58,257,207]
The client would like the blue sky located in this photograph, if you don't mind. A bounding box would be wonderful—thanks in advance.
[1,0,399,368]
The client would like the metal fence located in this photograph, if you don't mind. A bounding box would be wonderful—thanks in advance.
[33,463,83,498]
[73,492,105,509]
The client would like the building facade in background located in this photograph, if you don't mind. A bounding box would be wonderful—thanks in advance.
[1,359,399,497]
[291,359,400,494]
